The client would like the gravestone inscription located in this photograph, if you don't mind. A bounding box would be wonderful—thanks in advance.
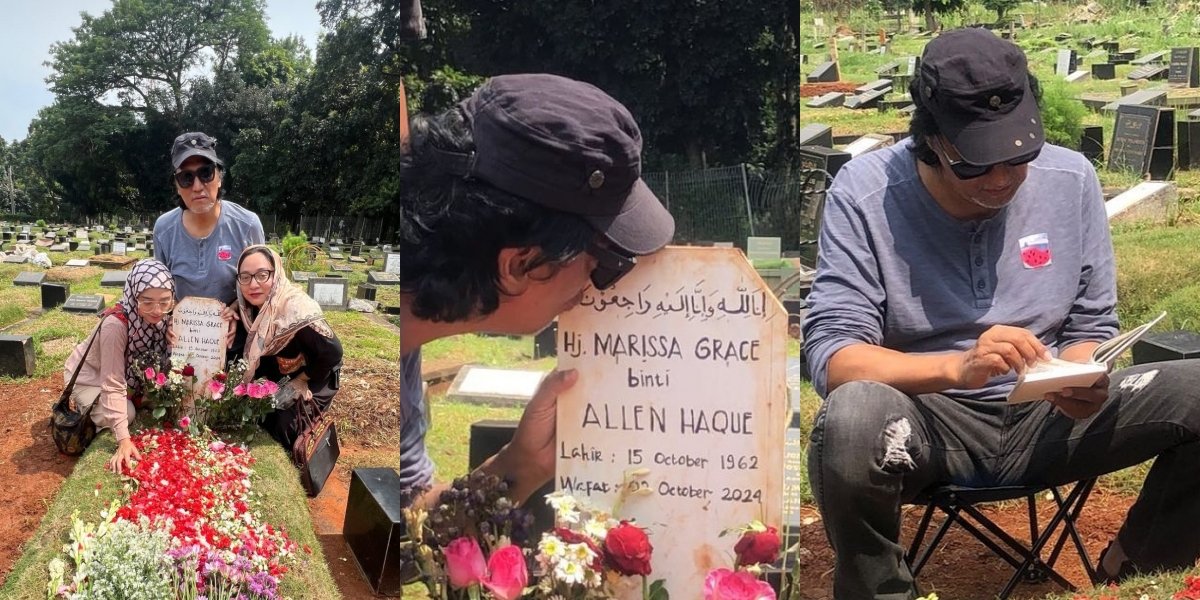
[170,297,228,397]
[1170,47,1200,87]
[62,294,105,315]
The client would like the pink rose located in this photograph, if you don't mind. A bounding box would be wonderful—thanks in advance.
[144,367,155,380]
[155,372,168,386]
[704,568,775,600]
[444,537,486,590]
[209,440,226,452]
[483,545,527,600]
[233,383,247,396]
[208,380,225,398]
[179,416,191,429]
[247,382,265,398]
[259,380,280,396]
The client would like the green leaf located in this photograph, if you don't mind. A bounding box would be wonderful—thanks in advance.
[152,407,166,419]
[648,579,670,600]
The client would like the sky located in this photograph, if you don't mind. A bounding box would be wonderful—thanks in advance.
[0,0,325,142]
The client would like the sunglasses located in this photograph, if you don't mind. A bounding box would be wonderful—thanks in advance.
[933,137,1040,180]
[587,241,637,290]
[173,164,218,188]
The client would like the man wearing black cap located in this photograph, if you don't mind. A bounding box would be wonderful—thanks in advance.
[802,28,1200,597]
[398,74,674,507]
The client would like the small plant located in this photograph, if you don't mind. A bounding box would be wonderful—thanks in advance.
[1038,76,1086,150]
[35,219,46,229]
[281,230,319,272]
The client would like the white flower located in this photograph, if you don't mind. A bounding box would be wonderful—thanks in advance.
[583,518,609,540]
[538,535,566,560]
[565,542,596,565]
[554,558,586,585]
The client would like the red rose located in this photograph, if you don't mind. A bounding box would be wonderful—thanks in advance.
[214,372,227,383]
[603,521,653,576]
[734,526,781,567]
[181,364,195,377]
[555,528,602,570]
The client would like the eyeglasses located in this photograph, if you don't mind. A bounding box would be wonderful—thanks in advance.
[237,269,274,285]
[173,164,218,188]
[136,298,174,312]
[932,136,1040,180]
[587,241,637,290]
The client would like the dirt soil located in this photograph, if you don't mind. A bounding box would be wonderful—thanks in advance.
[793,489,1132,599]
[800,82,865,97]
[0,373,1137,600]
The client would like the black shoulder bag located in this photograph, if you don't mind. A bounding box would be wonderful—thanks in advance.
[50,319,107,456]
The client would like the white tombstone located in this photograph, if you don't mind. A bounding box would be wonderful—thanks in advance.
[557,246,787,598]
[112,241,127,256]
[169,297,228,398]
[384,252,401,275]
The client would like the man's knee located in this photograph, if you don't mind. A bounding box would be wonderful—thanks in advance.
[815,381,920,474]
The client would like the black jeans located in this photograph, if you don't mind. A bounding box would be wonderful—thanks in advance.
[808,359,1200,599]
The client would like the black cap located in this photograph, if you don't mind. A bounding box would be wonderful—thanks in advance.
[914,28,1044,165]
[171,132,224,170]
[456,74,674,255]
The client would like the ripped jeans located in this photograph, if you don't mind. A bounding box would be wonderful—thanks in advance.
[808,359,1200,600]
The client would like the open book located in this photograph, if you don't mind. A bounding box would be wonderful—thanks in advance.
[1006,311,1166,403]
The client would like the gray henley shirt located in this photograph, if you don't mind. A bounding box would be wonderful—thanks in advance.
[153,200,265,305]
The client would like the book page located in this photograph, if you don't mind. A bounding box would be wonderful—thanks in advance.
[1092,311,1167,366]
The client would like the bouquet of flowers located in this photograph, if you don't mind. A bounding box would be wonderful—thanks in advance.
[135,352,197,421]
[702,521,783,600]
[196,359,279,432]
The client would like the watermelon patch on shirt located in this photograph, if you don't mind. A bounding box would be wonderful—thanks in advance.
[1018,233,1052,269]
[217,245,233,262]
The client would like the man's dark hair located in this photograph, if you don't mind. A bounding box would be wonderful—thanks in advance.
[907,72,1044,167]
[400,107,595,323]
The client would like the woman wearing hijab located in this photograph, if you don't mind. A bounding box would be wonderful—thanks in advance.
[63,259,176,472]
[232,244,343,446]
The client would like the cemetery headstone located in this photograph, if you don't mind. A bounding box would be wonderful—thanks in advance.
[291,271,315,284]
[63,294,105,315]
[1092,63,1116,80]
[331,264,352,272]
[1133,331,1200,364]
[746,236,783,263]
[534,320,558,359]
[1127,64,1169,80]
[843,133,893,157]
[1177,120,1200,169]
[1080,125,1105,163]
[1132,50,1169,65]
[170,297,228,397]
[100,271,130,288]
[798,123,834,148]
[343,468,419,595]
[349,255,367,264]
[556,247,787,598]
[798,146,853,180]
[855,79,893,94]
[448,366,545,406]
[308,277,350,311]
[876,61,899,76]
[367,271,401,286]
[112,241,127,256]
[1170,47,1200,87]
[329,251,345,260]
[844,89,888,109]
[49,243,69,252]
[3,254,27,264]
[807,61,840,83]
[65,259,90,267]
[356,284,377,302]
[0,335,35,378]
[1055,49,1077,77]
[383,252,401,275]
[1102,89,1167,112]
[1109,104,1174,178]
[41,283,69,310]
[806,92,845,108]
[14,271,45,287]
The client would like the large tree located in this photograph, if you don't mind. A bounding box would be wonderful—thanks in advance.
[46,0,270,129]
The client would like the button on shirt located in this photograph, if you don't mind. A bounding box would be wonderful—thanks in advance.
[153,201,265,305]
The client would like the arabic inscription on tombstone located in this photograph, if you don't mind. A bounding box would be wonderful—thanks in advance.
[557,246,787,598]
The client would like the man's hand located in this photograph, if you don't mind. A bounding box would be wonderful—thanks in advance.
[490,369,578,501]
[108,438,141,473]
[1047,373,1110,419]
[955,325,1052,389]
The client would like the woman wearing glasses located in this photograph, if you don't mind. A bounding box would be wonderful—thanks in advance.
[62,259,176,473]
[153,132,265,306]
[230,245,343,447]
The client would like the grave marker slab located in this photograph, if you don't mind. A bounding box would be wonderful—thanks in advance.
[1127,65,1169,80]
[383,252,401,275]
[100,271,130,288]
[1092,63,1116,80]
[343,468,418,596]
[798,146,853,180]
[876,61,899,76]
[308,277,350,311]
[170,297,227,396]
[855,79,893,93]
[367,271,400,285]
[1109,104,1174,178]
[14,271,45,286]
[1170,47,1200,87]
[1080,125,1105,163]
[746,236,782,263]
[0,335,35,377]
[4,254,27,264]
[447,365,545,406]
[1179,120,1200,169]
[111,241,127,256]
[330,264,352,272]
[48,243,69,252]
[291,271,315,284]
[1133,331,1200,364]
[1102,89,1167,112]
[1056,49,1077,77]
[1066,70,1091,84]
[807,61,840,83]
[558,247,786,598]
[805,92,845,108]
[356,284,377,301]
[1132,50,1169,65]
[65,259,90,267]
[843,133,893,156]
[62,294,105,315]
[798,123,834,147]
[348,256,367,263]
[1107,181,1177,224]
[844,89,888,109]
[328,251,345,260]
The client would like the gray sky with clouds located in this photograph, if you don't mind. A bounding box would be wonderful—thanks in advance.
[0,1,324,142]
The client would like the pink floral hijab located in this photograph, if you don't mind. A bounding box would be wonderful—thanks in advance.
[104,259,174,392]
